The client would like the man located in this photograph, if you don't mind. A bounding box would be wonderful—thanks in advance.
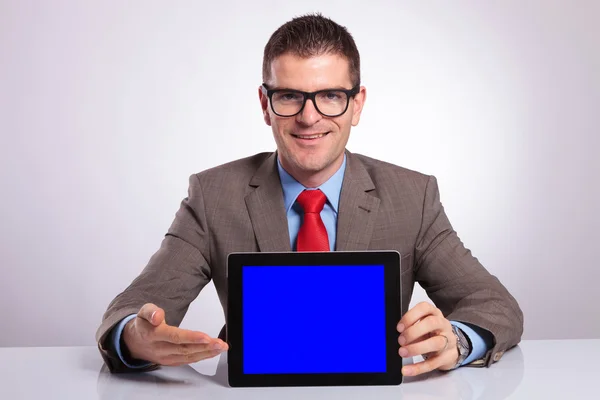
[96,13,523,377]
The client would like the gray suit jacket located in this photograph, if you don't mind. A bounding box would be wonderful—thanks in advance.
[96,151,523,372]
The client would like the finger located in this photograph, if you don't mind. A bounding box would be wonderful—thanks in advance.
[158,340,228,356]
[160,349,224,366]
[152,341,222,357]
[399,335,449,358]
[399,315,448,346]
[402,357,438,377]
[154,324,213,345]
[397,302,442,333]
[402,349,455,377]
[398,331,432,347]
[137,303,164,326]
[215,338,229,350]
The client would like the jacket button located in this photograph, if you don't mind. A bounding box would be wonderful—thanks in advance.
[493,351,504,362]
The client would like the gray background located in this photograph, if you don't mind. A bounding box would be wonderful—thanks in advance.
[1,0,598,347]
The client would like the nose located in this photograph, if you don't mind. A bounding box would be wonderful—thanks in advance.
[296,98,322,126]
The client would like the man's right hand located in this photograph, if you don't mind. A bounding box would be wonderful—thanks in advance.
[122,303,228,366]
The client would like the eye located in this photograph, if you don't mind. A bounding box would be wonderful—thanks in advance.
[324,91,342,100]
[275,92,303,102]
[317,91,345,102]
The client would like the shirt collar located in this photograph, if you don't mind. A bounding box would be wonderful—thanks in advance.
[277,153,347,213]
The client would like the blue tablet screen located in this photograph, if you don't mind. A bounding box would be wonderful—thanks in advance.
[242,264,386,374]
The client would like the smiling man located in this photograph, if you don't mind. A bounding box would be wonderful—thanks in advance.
[96,13,523,377]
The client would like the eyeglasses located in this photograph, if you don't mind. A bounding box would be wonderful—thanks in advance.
[262,84,360,117]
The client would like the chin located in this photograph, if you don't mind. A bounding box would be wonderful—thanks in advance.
[279,143,341,176]
[293,155,333,174]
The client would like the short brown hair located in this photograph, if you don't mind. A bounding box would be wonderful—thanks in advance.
[262,13,361,87]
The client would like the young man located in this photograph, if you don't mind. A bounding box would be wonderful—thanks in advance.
[96,13,523,377]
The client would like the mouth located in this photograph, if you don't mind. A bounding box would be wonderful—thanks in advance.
[292,132,330,140]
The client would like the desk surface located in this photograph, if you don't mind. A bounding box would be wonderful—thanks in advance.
[0,339,596,399]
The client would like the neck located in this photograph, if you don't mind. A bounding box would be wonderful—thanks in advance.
[280,154,344,188]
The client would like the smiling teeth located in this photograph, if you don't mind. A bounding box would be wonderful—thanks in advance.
[298,133,325,139]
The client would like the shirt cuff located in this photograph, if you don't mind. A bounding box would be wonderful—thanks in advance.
[450,320,494,366]
[111,314,152,369]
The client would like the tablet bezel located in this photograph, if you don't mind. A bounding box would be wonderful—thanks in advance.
[226,251,402,387]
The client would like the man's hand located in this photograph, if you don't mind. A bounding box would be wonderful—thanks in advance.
[122,303,228,366]
[397,302,459,376]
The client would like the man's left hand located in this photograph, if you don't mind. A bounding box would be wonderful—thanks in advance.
[397,302,459,376]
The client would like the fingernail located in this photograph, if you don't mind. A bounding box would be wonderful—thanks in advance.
[399,348,408,357]
[397,323,405,333]
[197,337,210,344]
[398,335,406,345]
[150,310,156,322]
[212,343,223,351]
[403,367,413,376]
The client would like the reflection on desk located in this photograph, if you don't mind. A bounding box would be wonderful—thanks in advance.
[0,340,596,399]
[94,348,524,400]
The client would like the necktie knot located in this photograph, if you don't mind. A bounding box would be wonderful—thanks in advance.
[295,189,329,252]
[296,189,327,214]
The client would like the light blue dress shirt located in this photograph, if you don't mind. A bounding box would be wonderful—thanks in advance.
[112,154,492,367]
[278,155,345,252]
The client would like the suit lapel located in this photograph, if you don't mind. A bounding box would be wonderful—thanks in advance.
[336,152,380,251]
[245,153,292,252]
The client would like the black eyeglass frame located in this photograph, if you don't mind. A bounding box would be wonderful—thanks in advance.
[262,83,361,117]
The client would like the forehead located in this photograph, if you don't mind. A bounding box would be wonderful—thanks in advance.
[268,53,352,91]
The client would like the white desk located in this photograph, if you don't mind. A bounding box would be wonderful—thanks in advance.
[0,339,595,399]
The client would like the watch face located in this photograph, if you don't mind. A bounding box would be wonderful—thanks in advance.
[454,326,470,356]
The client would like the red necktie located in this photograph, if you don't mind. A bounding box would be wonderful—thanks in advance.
[295,189,330,252]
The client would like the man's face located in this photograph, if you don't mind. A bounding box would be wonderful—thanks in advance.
[259,53,366,182]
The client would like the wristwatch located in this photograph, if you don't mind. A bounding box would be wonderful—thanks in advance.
[451,325,471,369]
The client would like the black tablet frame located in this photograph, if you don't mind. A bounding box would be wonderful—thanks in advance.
[226,251,402,387]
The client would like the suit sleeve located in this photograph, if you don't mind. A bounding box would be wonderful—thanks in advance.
[95,174,212,373]
[414,175,524,367]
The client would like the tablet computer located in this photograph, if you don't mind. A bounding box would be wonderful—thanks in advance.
[226,250,402,387]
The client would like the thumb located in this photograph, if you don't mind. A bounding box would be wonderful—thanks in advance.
[138,303,165,327]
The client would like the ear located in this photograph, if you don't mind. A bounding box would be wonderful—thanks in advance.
[258,86,272,126]
[351,86,367,126]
